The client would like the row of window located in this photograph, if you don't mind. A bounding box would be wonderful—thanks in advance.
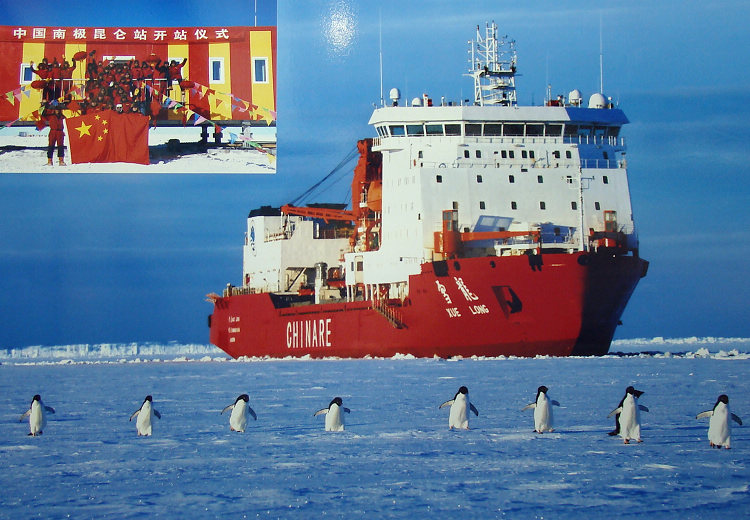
[471,200,603,211]
[19,57,269,84]
[461,149,574,160]
[377,122,620,139]
[437,174,610,184]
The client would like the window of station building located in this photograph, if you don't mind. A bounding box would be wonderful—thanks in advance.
[465,123,482,136]
[253,57,268,83]
[504,123,524,136]
[511,201,518,210]
[565,150,572,159]
[19,63,33,84]
[571,201,578,210]
[483,123,502,136]
[537,175,543,183]
[209,57,225,84]
[425,124,443,136]
[475,150,482,158]
[445,124,461,136]
[479,201,486,210]
[389,125,406,136]
[508,174,515,183]
[594,202,601,210]
[546,124,563,136]
[540,201,546,210]
[407,124,424,136]
[526,124,544,136]
[476,175,483,183]
[436,175,443,183]
[603,175,609,184]
[464,150,470,158]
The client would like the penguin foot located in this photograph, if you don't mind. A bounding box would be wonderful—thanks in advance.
[607,431,619,436]
[637,439,643,443]
[624,439,630,444]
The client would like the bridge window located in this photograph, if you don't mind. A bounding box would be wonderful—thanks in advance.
[526,124,544,136]
[546,124,563,136]
[504,123,524,136]
[426,124,443,135]
[445,124,461,136]
[465,123,482,136]
[389,125,406,136]
[407,124,424,136]
[484,123,502,136]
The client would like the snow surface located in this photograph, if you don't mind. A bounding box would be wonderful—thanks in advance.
[1,340,749,518]
[0,126,276,173]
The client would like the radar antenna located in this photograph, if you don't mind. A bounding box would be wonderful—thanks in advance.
[467,22,517,106]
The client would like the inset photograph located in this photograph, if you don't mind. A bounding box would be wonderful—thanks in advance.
[0,19,276,173]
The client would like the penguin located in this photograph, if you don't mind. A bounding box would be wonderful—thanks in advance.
[696,394,743,449]
[314,397,350,431]
[521,385,560,433]
[607,387,644,436]
[19,394,55,436]
[607,386,649,444]
[221,393,257,432]
[439,386,479,430]
[129,395,161,436]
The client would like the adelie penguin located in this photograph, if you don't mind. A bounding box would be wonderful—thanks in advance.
[129,395,161,436]
[608,386,649,444]
[19,394,55,436]
[439,386,479,430]
[221,394,257,432]
[314,397,350,431]
[607,387,644,436]
[522,385,560,433]
[696,394,743,449]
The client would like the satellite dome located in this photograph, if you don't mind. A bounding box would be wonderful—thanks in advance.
[568,89,582,106]
[389,87,401,102]
[588,93,607,109]
[411,97,423,107]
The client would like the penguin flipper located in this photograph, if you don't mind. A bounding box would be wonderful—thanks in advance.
[607,406,623,418]
[248,407,257,420]
[19,409,31,422]
[551,400,561,407]
[638,405,649,412]
[129,410,140,422]
[153,410,161,419]
[343,407,351,414]
[696,410,713,420]
[313,408,329,417]
[470,403,479,417]
[439,400,454,409]
[731,413,743,426]
[221,404,233,415]
[44,406,55,414]
[521,403,536,411]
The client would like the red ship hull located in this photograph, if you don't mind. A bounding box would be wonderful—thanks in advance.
[209,251,648,358]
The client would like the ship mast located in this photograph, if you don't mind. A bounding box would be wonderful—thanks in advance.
[467,22,517,106]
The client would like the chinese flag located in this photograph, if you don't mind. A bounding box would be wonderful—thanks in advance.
[67,110,150,165]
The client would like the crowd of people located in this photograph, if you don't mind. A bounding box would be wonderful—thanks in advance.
[31,50,188,165]
[31,50,188,116]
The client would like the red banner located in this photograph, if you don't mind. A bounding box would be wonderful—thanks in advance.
[67,110,149,164]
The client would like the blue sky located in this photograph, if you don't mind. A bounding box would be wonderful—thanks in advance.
[2,0,750,348]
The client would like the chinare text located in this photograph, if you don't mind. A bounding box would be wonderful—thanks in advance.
[286,318,332,349]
